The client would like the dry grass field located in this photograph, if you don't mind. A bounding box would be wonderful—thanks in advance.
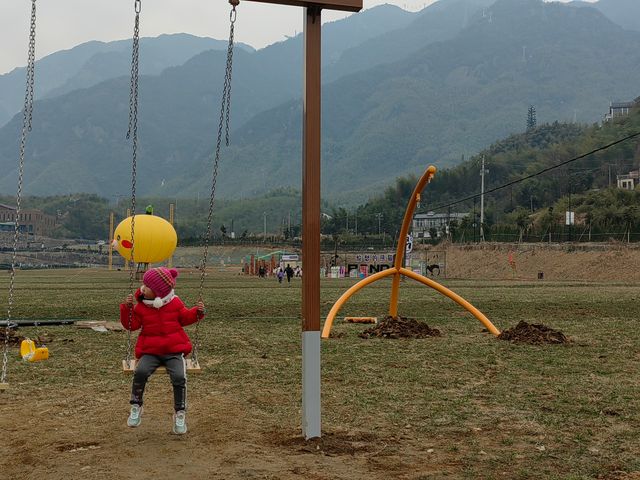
[0,268,638,479]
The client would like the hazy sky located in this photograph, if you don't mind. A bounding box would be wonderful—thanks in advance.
[1,0,594,75]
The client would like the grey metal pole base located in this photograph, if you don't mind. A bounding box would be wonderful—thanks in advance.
[302,330,321,439]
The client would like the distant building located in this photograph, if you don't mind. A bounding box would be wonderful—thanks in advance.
[412,211,468,238]
[0,204,56,236]
[617,170,640,190]
[604,97,639,122]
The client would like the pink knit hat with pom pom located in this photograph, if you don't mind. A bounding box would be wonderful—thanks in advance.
[143,267,178,299]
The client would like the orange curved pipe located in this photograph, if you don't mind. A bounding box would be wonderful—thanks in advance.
[399,267,500,336]
[321,268,396,339]
[320,164,499,339]
[390,165,436,316]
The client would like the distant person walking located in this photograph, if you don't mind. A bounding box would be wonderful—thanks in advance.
[276,267,284,284]
[285,264,294,284]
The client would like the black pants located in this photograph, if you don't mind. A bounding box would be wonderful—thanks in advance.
[130,353,187,411]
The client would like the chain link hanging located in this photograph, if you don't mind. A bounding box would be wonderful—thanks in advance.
[191,0,238,365]
[2,0,37,386]
[124,0,141,366]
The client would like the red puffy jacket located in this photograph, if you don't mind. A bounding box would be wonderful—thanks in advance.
[120,289,204,358]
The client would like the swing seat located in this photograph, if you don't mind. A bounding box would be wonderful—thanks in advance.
[20,339,49,362]
[122,358,202,374]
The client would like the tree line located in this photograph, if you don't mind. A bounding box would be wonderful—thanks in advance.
[1,108,639,243]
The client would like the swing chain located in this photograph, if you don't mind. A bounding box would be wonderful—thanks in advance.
[2,0,37,385]
[127,1,140,142]
[125,0,141,364]
[224,3,237,145]
[193,1,237,364]
[26,1,37,131]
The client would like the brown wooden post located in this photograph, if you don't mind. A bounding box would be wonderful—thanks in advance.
[301,5,322,439]
[302,7,321,332]
[242,0,361,440]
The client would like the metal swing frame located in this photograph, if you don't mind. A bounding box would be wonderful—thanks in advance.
[121,0,237,374]
[1,0,47,390]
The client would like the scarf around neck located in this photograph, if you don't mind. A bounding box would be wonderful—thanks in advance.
[142,290,176,309]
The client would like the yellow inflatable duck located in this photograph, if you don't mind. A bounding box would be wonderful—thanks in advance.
[112,214,177,264]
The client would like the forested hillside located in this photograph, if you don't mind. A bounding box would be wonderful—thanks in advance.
[229,0,640,202]
[2,0,638,201]
[4,106,639,242]
[324,107,640,242]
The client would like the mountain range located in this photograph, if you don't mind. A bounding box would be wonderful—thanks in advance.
[0,35,257,129]
[0,0,638,203]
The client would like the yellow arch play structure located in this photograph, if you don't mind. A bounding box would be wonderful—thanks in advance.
[321,165,500,339]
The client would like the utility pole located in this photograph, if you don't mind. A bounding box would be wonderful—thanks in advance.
[263,211,267,241]
[480,155,488,242]
[355,212,358,236]
[568,175,572,242]
[473,196,477,243]
[346,211,349,233]
[288,210,291,238]
[376,213,383,236]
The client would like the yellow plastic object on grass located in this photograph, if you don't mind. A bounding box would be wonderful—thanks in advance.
[20,339,49,362]
[112,214,177,264]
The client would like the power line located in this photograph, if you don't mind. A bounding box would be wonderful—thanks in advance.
[431,130,640,212]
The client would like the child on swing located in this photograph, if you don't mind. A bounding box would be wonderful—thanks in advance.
[120,267,205,434]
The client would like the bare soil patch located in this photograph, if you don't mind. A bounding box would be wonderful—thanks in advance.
[498,320,569,345]
[268,429,379,456]
[429,242,640,281]
[598,471,640,480]
[0,328,23,345]
[358,315,441,339]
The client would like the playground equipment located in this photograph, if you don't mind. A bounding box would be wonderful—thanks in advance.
[2,0,45,389]
[321,165,501,339]
[120,0,241,374]
[198,0,364,439]
[20,339,49,362]
[3,0,362,440]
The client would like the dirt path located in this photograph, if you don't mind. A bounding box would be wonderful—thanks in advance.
[0,382,456,480]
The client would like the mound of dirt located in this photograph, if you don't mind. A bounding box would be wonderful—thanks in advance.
[269,430,378,456]
[0,328,23,346]
[498,321,569,345]
[359,315,441,339]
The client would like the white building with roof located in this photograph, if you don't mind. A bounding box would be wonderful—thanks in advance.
[412,211,469,238]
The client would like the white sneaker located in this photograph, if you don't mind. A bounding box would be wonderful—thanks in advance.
[127,404,143,427]
[172,410,187,435]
